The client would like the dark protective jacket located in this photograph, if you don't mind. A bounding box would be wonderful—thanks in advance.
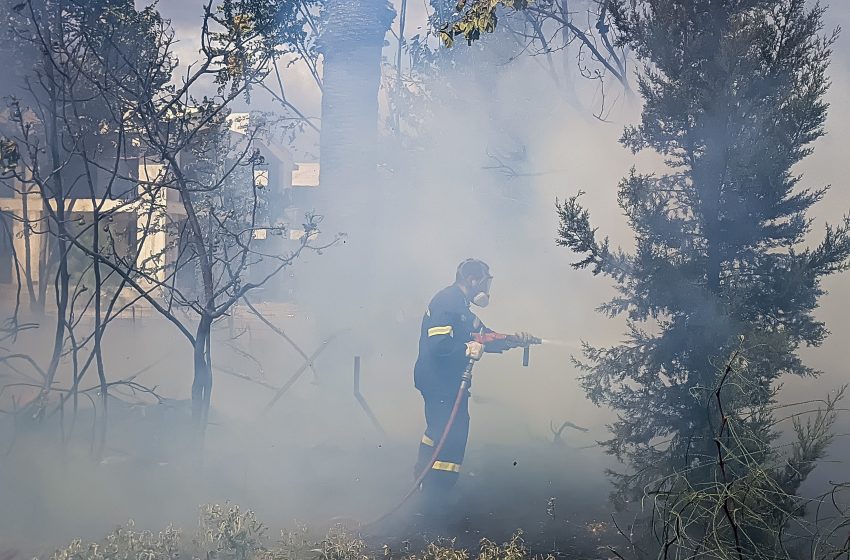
[414,284,497,395]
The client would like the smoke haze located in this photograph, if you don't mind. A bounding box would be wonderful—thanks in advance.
[2,0,849,555]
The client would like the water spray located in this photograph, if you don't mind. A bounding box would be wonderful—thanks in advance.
[539,339,575,348]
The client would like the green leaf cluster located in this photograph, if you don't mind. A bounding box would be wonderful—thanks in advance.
[439,0,528,47]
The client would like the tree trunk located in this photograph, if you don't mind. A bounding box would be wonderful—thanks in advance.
[19,185,42,315]
[191,315,213,442]
[318,0,395,209]
[302,0,395,331]
[41,42,70,401]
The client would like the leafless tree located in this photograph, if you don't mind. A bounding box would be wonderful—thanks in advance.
[0,0,334,450]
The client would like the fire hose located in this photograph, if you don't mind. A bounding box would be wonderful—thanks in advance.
[370,358,476,525]
[369,332,542,527]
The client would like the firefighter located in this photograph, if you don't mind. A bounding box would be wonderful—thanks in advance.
[413,258,532,511]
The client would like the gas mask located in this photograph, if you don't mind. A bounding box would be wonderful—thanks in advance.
[456,258,493,308]
[470,275,492,308]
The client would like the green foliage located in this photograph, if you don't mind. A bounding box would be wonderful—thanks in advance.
[207,0,320,98]
[556,0,850,542]
[438,0,529,47]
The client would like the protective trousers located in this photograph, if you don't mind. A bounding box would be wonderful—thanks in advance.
[415,389,470,502]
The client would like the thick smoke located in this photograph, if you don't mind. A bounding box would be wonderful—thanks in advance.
[1,0,849,554]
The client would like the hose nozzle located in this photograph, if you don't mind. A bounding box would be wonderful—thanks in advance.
[506,332,542,348]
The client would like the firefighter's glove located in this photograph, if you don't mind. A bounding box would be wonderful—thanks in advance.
[465,341,485,361]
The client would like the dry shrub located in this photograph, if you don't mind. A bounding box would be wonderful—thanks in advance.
[417,539,467,560]
[49,521,181,560]
[194,504,272,560]
[310,527,368,560]
[43,509,557,560]
[478,532,540,560]
[410,532,551,560]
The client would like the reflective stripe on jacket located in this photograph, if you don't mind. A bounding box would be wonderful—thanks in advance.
[414,284,489,394]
